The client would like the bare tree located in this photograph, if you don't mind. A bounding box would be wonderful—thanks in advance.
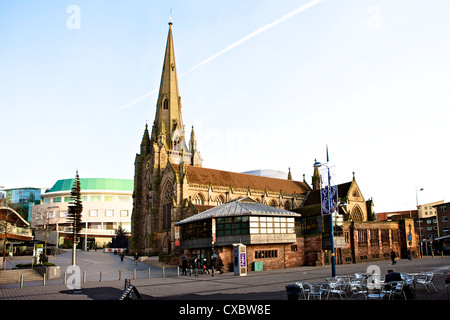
[32,206,55,263]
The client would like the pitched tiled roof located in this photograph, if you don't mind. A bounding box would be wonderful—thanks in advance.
[176,197,300,225]
[172,164,310,194]
[302,182,352,207]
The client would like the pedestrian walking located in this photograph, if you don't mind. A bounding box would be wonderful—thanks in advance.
[217,256,224,274]
[134,252,139,265]
[203,259,210,274]
[192,258,198,276]
[120,252,124,262]
[211,256,216,277]
[181,256,188,275]
[390,250,397,265]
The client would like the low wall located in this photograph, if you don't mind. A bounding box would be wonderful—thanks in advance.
[35,265,61,280]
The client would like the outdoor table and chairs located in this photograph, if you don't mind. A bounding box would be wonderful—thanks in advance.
[294,281,311,300]
[291,272,437,301]
[416,273,437,293]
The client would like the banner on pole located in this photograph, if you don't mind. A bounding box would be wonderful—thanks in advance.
[319,166,338,215]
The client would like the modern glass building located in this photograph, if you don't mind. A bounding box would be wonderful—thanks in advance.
[0,187,46,222]
[31,178,133,250]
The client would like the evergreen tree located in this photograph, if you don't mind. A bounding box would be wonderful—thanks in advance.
[67,170,83,265]
[110,225,129,249]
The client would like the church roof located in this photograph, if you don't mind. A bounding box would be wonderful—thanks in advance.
[302,181,352,207]
[173,164,310,194]
[176,197,300,225]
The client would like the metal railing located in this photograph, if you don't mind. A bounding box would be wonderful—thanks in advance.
[1,265,184,288]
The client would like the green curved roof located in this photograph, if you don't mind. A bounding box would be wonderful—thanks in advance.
[47,178,133,193]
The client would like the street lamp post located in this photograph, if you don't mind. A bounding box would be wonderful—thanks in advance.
[416,187,424,257]
[314,147,343,278]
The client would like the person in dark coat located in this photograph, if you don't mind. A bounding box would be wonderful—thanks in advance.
[181,257,188,275]
[384,269,403,291]
[385,269,402,283]
[217,256,224,274]
[203,259,210,274]
[390,250,397,265]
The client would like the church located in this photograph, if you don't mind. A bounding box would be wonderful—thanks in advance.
[131,22,418,269]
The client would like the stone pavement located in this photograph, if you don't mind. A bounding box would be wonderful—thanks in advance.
[1,252,449,301]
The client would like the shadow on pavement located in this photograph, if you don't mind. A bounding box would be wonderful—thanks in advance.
[59,287,153,300]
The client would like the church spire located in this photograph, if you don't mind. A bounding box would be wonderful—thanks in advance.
[151,22,184,149]
[312,159,321,190]
[140,122,151,155]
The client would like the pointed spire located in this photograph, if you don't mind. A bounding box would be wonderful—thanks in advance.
[140,123,151,154]
[312,158,321,190]
[287,167,292,180]
[151,22,183,148]
[189,126,197,152]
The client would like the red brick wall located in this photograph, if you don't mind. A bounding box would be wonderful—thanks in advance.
[183,219,417,271]
[214,238,306,272]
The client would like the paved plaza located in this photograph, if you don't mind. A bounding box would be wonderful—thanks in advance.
[1,250,449,302]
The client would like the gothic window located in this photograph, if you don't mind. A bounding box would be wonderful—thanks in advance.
[193,193,205,205]
[350,205,364,221]
[215,195,224,206]
[161,180,174,230]
[284,200,292,211]
[163,98,168,110]
[269,199,278,207]
[162,203,171,230]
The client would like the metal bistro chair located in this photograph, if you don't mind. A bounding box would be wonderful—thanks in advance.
[417,273,437,293]
[295,282,311,300]
[366,284,387,300]
[325,278,348,300]
[388,281,407,300]
[308,283,326,300]
[401,273,414,285]
[350,282,367,300]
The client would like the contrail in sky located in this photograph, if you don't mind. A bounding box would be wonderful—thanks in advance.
[79,0,322,130]
[181,0,323,77]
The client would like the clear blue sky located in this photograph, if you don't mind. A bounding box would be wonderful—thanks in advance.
[1,0,449,212]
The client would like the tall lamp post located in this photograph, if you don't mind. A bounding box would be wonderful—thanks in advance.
[314,147,345,278]
[416,187,424,257]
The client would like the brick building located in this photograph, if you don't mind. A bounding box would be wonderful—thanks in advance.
[435,202,450,238]
[175,197,304,271]
[297,174,418,266]
[131,22,418,270]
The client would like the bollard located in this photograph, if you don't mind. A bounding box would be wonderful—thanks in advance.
[119,270,122,280]
[20,274,24,288]
[83,271,87,283]
[134,269,136,280]
[99,271,102,282]
[64,272,67,284]
[148,268,151,279]
[163,267,165,278]
[177,266,180,277]
[43,273,46,286]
